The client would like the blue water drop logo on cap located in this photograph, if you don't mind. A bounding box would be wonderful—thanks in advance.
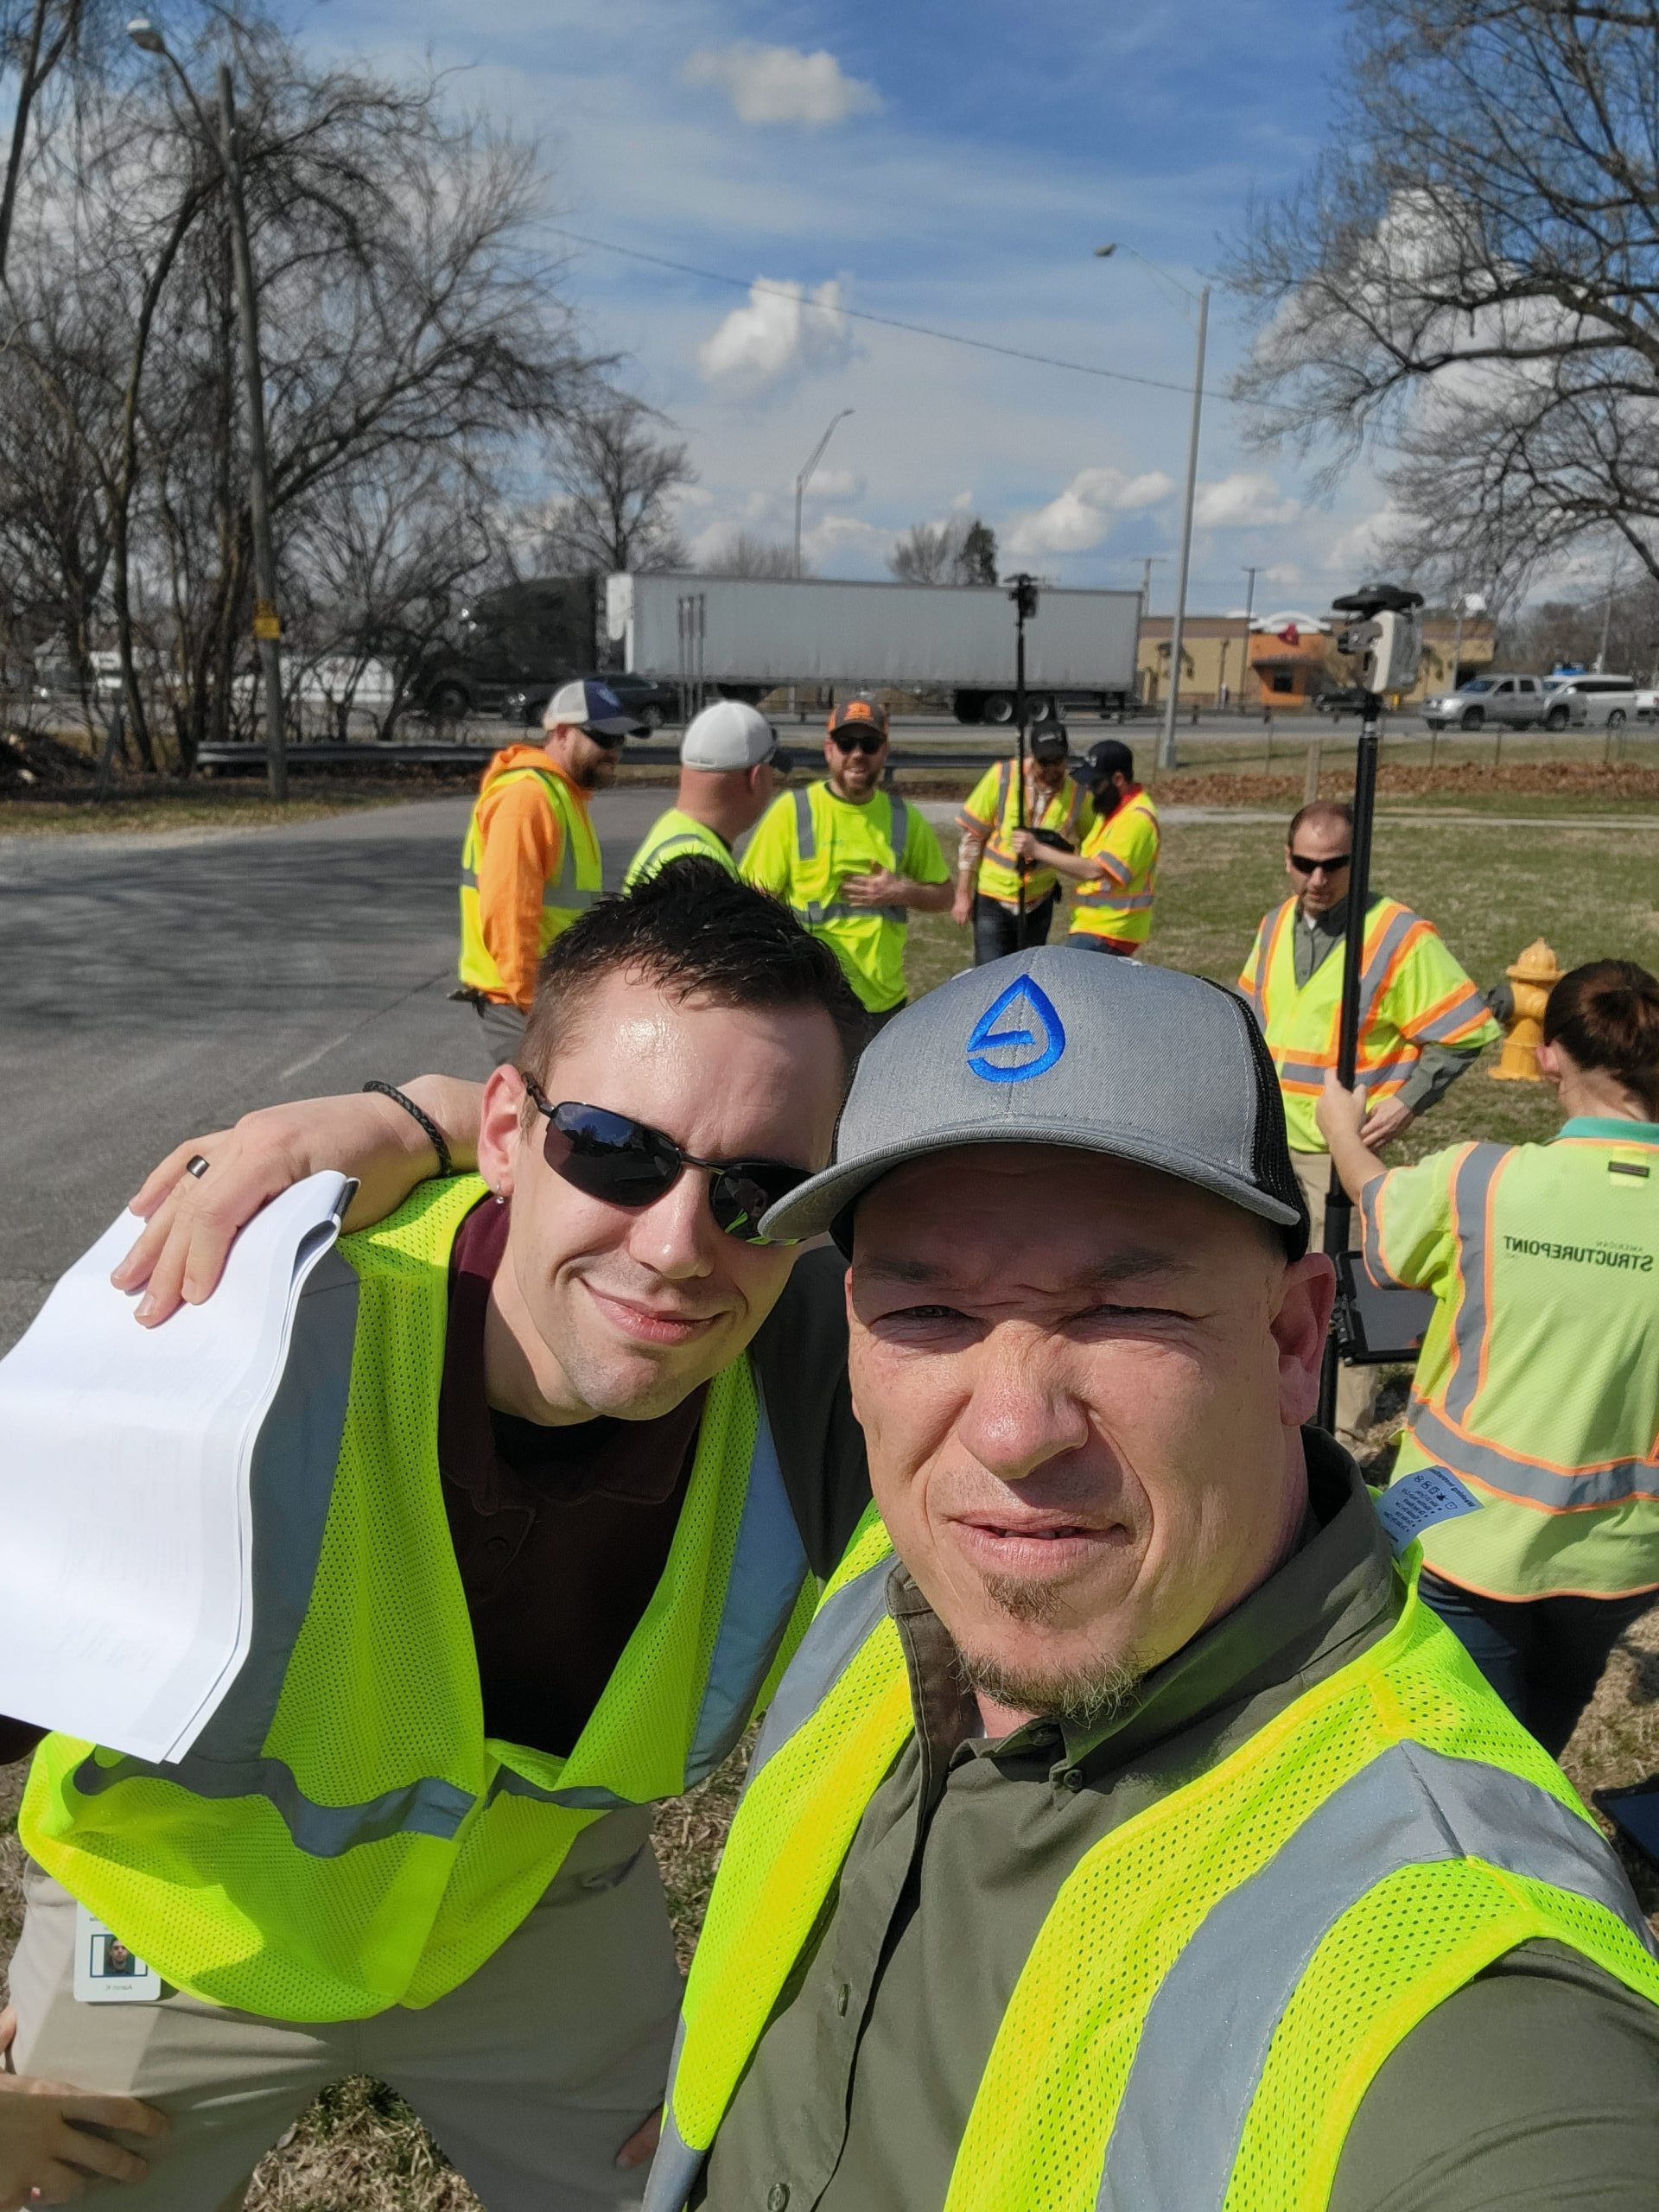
[965,976,1067,1084]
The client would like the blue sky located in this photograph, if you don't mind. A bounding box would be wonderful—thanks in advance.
[277,0,1381,612]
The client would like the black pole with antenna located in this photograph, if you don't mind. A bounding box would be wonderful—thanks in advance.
[1008,574,1039,950]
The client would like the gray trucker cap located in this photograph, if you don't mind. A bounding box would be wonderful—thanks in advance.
[760,945,1308,1255]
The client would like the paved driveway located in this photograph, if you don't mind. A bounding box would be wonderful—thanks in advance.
[0,789,666,1351]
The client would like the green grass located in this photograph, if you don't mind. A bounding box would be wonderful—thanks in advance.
[3,798,1657,2208]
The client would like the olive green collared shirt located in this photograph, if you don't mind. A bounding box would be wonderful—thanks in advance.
[698,1439,1659,2212]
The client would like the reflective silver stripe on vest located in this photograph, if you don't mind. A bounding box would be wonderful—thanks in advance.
[687,1401,811,1787]
[1410,988,1492,1044]
[1442,1142,1508,1424]
[645,2019,700,2212]
[1357,903,1420,1007]
[72,1748,474,1856]
[791,786,910,926]
[744,1550,894,1791]
[1405,1400,1659,1509]
[1096,1741,1656,2212]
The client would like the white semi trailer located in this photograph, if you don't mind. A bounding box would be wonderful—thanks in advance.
[606,572,1141,724]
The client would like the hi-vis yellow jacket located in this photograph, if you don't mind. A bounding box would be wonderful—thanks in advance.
[1238,895,1497,1152]
[22,1179,816,2022]
[645,1507,1659,2212]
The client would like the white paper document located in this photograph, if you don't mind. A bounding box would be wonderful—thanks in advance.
[0,1173,353,1764]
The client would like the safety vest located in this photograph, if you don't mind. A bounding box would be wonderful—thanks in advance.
[622,807,737,892]
[1371,1128,1659,1600]
[752,783,917,1013]
[646,1511,1659,2212]
[959,761,1090,906]
[1070,788,1160,946]
[21,1179,815,2024]
[458,763,601,998]
[1238,896,1497,1153]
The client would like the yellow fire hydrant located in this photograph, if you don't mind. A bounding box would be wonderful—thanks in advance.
[1491,938,1563,1082]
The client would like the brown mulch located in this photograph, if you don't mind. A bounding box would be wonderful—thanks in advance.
[1157,760,1659,809]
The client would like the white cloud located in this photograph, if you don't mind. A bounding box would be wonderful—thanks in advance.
[802,514,891,569]
[1192,472,1301,528]
[682,43,881,129]
[697,276,855,399]
[801,466,864,502]
[1004,466,1173,556]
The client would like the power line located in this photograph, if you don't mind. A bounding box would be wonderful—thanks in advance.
[548,226,1246,404]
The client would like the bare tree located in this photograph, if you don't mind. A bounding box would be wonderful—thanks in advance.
[1230,0,1659,603]
[699,531,804,578]
[2,18,596,764]
[888,515,997,585]
[541,396,694,575]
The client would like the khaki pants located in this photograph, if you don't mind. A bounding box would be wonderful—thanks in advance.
[4,1809,680,2212]
[1291,1147,1380,1447]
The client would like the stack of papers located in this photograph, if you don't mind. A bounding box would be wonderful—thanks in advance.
[0,1173,353,1764]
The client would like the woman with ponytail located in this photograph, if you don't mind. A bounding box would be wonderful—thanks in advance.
[1319,960,1659,1752]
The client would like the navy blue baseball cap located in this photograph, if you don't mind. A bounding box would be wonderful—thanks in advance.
[547,678,634,737]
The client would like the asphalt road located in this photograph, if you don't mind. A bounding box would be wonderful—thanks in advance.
[0,786,673,1354]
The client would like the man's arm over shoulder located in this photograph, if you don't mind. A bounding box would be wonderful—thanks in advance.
[748,1247,869,1579]
[1332,1940,1659,2212]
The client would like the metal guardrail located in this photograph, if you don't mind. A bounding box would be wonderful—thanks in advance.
[193,737,1016,773]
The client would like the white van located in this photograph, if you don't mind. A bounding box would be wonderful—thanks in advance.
[1542,673,1638,729]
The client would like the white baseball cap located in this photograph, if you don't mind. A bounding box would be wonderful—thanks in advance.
[545,678,635,737]
[680,699,779,770]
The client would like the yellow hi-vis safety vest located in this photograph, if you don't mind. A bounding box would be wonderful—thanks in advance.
[21,1179,816,2024]
[457,763,601,997]
[1069,787,1160,946]
[1238,895,1497,1153]
[645,1510,1659,2212]
[742,783,918,1013]
[1365,1127,1659,1600]
[957,760,1091,907]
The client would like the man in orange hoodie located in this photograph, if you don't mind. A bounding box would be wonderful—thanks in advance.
[458,678,634,1065]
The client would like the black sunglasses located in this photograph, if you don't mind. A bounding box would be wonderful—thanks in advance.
[1288,850,1352,874]
[830,728,886,755]
[519,1077,807,1244]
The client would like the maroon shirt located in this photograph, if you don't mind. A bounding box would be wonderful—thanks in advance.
[439,1195,707,1757]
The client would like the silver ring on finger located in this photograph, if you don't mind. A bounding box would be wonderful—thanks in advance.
[186,1154,212,1179]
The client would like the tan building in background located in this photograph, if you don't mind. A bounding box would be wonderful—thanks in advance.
[1138,612,1496,712]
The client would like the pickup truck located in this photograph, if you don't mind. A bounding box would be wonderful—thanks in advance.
[1420,674,1579,733]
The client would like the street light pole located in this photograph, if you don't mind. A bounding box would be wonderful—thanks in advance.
[128,21,286,799]
[793,408,853,579]
[1096,245,1209,772]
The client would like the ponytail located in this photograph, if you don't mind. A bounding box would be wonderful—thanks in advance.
[1542,961,1659,1117]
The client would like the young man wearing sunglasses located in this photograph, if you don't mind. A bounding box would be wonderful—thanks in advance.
[1236,798,1499,1445]
[0,868,874,2212]
[458,678,634,1070]
[741,695,952,1033]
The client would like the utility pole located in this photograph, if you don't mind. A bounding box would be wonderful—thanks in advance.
[1597,551,1621,673]
[1160,283,1209,772]
[217,65,286,800]
[1238,563,1259,714]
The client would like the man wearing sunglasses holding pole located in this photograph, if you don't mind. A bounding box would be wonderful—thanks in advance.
[457,678,635,1070]
[741,696,952,1034]
[0,868,874,2212]
[1236,798,1499,1446]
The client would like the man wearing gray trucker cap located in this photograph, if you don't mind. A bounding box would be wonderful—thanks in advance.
[648,948,1659,2212]
[101,942,1659,2210]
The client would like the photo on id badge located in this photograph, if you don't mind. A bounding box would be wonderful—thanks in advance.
[73,1904,162,2003]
